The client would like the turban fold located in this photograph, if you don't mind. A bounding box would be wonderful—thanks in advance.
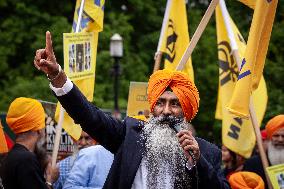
[265,115,284,139]
[229,171,264,189]
[0,121,8,153]
[147,69,199,121]
[6,97,45,134]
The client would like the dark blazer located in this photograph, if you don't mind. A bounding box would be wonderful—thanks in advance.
[57,85,230,189]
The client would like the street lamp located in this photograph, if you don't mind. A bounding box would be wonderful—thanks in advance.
[110,33,123,119]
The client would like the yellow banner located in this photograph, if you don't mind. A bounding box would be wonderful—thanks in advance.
[127,82,150,117]
[55,0,104,140]
[228,0,278,118]
[160,0,194,82]
[216,5,267,158]
[266,164,284,189]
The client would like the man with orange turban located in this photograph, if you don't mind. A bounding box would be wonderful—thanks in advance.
[229,171,265,189]
[243,115,284,188]
[0,97,58,189]
[33,31,230,189]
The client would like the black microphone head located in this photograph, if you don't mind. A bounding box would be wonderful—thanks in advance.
[170,124,182,133]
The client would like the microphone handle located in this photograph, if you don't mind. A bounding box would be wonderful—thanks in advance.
[172,124,196,165]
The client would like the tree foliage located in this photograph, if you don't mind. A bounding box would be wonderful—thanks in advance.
[0,0,283,142]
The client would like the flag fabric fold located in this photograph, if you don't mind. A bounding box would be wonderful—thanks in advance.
[216,4,267,158]
[227,0,277,118]
[72,0,105,32]
[159,0,194,82]
[237,0,255,9]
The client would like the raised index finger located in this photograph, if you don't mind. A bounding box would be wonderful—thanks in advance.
[45,31,54,55]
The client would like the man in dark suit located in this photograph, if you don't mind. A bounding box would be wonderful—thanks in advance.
[34,31,230,189]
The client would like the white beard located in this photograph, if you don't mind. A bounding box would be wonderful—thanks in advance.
[141,115,192,189]
[267,141,284,166]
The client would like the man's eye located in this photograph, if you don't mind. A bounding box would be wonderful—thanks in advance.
[156,101,163,106]
[172,101,180,107]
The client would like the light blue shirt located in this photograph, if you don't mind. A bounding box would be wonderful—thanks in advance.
[63,145,113,189]
[54,154,77,189]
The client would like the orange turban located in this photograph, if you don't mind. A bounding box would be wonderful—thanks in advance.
[229,171,264,189]
[265,115,284,139]
[6,97,45,134]
[147,69,199,121]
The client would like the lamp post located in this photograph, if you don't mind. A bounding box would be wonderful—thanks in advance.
[110,33,123,119]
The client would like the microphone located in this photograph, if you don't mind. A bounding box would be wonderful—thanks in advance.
[169,119,199,189]
[170,123,196,166]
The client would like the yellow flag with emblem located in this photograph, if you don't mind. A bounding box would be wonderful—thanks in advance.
[216,5,267,158]
[55,0,105,140]
[227,0,278,118]
[159,0,194,82]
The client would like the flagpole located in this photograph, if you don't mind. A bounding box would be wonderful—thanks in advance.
[219,1,272,188]
[153,0,172,72]
[176,0,219,71]
[51,0,86,168]
[51,106,64,167]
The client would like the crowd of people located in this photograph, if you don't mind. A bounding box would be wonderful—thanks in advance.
[0,31,283,189]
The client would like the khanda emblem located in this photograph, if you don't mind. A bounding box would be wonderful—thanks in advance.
[218,41,238,86]
[165,19,178,63]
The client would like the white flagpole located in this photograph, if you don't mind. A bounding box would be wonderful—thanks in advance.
[156,0,172,52]
[51,0,86,168]
[76,0,86,33]
[219,1,272,188]
[153,0,172,72]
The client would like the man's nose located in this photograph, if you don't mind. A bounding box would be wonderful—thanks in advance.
[279,135,284,142]
[162,103,172,115]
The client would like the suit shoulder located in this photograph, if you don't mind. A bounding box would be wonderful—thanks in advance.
[196,137,220,154]
[124,116,145,129]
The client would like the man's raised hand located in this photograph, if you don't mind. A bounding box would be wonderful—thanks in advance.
[34,31,59,78]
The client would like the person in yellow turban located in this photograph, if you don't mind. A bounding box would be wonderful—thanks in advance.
[33,31,230,189]
[0,97,58,189]
[243,115,284,189]
[229,171,264,189]
[6,97,45,134]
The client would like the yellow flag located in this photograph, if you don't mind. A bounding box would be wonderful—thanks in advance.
[216,5,267,158]
[55,0,104,140]
[228,0,278,118]
[237,0,255,9]
[0,121,8,153]
[159,0,194,82]
[72,0,105,32]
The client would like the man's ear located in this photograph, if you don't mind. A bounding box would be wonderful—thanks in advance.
[36,130,41,137]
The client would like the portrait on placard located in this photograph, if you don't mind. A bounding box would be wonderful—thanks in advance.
[63,32,97,81]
